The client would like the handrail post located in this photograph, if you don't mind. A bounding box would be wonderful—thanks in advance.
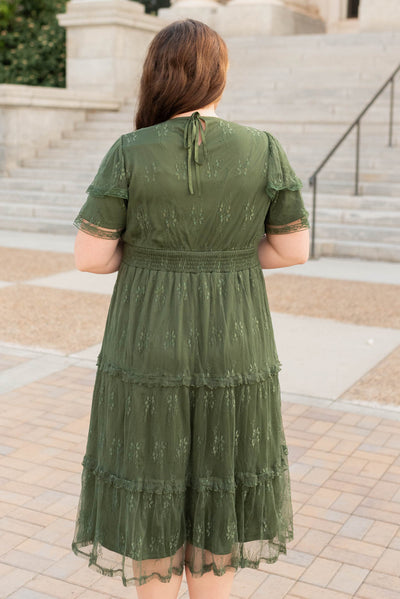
[311,175,317,258]
[389,76,395,147]
[355,120,360,196]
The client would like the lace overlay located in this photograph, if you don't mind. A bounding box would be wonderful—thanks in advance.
[70,118,305,587]
[73,136,128,239]
[264,132,310,235]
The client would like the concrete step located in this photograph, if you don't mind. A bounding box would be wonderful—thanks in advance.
[301,171,400,184]
[313,180,400,196]
[301,192,399,211]
[0,215,76,236]
[20,157,104,170]
[239,121,400,134]
[226,80,397,93]
[313,239,400,262]
[61,130,133,141]
[228,62,400,76]
[61,128,129,140]
[86,110,132,122]
[0,178,87,193]
[226,30,400,48]
[0,190,85,206]
[314,222,399,244]
[0,201,77,220]
[221,106,398,123]
[302,169,399,183]
[7,167,93,181]
[49,138,124,151]
[307,207,400,227]
[74,120,135,132]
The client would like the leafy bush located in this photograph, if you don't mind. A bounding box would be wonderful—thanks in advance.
[0,0,67,87]
[142,0,170,15]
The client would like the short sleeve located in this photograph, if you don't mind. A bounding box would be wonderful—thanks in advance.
[264,131,310,235]
[73,135,128,240]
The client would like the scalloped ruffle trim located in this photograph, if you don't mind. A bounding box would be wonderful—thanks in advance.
[81,448,290,494]
[96,351,283,388]
[264,131,304,203]
[85,183,129,200]
[265,175,304,204]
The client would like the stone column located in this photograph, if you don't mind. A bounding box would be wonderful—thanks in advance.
[57,0,168,102]
[221,0,324,35]
[359,0,400,31]
[158,0,223,29]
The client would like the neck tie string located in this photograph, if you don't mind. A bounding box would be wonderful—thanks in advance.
[183,111,208,195]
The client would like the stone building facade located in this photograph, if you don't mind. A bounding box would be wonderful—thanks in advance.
[160,0,399,36]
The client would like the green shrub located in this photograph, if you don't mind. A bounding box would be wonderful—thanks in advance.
[0,0,67,87]
[142,0,170,15]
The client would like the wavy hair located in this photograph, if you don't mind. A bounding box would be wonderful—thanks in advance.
[134,19,229,130]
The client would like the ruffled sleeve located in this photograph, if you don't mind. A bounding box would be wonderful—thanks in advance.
[264,131,310,235]
[73,135,128,240]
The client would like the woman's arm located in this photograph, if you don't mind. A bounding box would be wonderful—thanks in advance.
[258,227,310,269]
[75,231,124,273]
[82,239,124,274]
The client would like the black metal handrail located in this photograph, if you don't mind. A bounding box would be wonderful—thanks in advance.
[308,62,400,259]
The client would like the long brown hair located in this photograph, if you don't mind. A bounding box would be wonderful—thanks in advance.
[134,19,229,130]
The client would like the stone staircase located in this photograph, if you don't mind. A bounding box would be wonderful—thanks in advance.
[1,29,400,261]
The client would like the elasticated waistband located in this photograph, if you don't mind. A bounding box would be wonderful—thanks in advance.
[121,244,261,272]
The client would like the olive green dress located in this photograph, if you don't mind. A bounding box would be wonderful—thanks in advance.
[71,111,310,587]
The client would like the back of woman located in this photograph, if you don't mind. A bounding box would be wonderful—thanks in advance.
[77,116,308,251]
[71,17,310,599]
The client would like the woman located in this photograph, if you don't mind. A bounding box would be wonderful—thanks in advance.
[71,18,310,599]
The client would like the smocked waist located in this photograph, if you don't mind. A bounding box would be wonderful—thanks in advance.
[121,244,261,272]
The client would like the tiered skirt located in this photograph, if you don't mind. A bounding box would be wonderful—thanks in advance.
[71,243,294,587]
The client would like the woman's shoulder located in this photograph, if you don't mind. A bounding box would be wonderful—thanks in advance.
[121,125,163,148]
[218,119,276,149]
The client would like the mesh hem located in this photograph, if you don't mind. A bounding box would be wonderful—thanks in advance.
[71,536,293,587]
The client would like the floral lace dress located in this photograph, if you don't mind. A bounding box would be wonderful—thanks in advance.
[71,111,310,587]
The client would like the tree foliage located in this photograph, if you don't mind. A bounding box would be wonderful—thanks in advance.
[0,0,67,86]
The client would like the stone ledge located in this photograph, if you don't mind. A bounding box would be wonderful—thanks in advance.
[0,84,123,175]
[57,0,164,34]
[0,84,121,111]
